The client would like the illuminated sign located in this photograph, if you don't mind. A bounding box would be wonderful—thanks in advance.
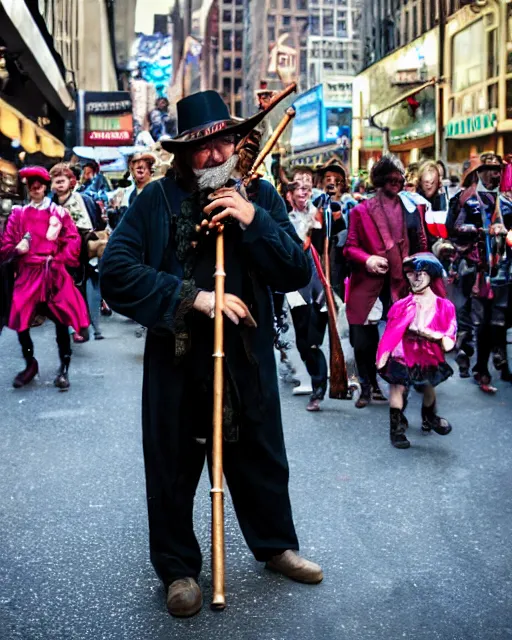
[78,91,134,147]
[446,110,498,138]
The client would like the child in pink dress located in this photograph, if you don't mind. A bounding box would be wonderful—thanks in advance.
[376,253,457,449]
[0,166,89,390]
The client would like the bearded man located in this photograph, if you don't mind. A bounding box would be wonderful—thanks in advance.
[100,90,322,618]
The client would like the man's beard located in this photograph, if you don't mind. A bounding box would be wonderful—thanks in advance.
[193,154,239,191]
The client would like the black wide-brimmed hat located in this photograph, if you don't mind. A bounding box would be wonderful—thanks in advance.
[161,90,283,153]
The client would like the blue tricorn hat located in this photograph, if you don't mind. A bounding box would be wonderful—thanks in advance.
[403,252,445,278]
[161,90,280,152]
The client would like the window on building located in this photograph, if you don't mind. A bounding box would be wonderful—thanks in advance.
[487,29,498,79]
[323,11,334,36]
[223,77,232,95]
[324,61,334,71]
[234,78,242,95]
[235,10,243,23]
[283,16,291,27]
[336,62,345,70]
[223,57,232,71]
[223,30,232,51]
[310,15,320,35]
[283,0,291,8]
[508,5,512,73]
[235,0,243,5]
[234,30,243,51]
[337,19,347,37]
[270,0,276,8]
[412,5,418,39]
[452,20,484,92]
[234,57,242,70]
[404,10,409,43]
[223,9,232,22]
[488,83,498,110]
[268,26,275,42]
[235,101,242,117]
[421,1,428,34]
[507,79,512,120]
[300,51,307,73]
[297,0,307,9]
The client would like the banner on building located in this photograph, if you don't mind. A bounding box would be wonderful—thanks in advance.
[291,84,352,152]
[77,91,134,147]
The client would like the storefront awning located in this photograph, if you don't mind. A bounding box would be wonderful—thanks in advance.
[390,135,435,152]
[0,98,65,158]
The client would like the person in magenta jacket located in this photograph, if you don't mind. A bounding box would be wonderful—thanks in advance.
[344,155,428,408]
[0,166,89,390]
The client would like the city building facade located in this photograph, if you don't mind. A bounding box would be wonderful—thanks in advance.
[353,0,512,174]
[0,0,73,170]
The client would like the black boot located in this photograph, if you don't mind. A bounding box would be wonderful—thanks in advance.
[355,383,371,408]
[455,351,470,378]
[390,408,410,449]
[13,353,39,388]
[54,355,71,391]
[421,403,452,435]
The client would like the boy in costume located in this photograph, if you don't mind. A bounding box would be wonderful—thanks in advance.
[0,166,89,389]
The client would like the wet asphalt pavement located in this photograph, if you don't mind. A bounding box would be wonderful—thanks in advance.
[1,314,512,640]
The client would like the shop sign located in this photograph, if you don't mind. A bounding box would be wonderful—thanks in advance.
[78,91,134,147]
[446,111,497,138]
[324,80,352,106]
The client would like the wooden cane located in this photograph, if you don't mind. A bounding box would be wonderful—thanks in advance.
[211,222,226,610]
[244,107,296,185]
[210,103,297,611]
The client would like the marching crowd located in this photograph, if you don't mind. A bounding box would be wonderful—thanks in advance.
[1,145,511,440]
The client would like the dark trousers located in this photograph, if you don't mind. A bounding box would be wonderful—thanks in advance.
[473,298,503,377]
[17,304,71,363]
[349,324,380,388]
[290,304,328,399]
[455,298,474,359]
[142,335,299,588]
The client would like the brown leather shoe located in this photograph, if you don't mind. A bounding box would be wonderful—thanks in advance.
[266,550,323,584]
[166,578,203,618]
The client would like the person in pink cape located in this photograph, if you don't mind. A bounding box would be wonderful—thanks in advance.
[0,166,89,390]
[376,253,457,449]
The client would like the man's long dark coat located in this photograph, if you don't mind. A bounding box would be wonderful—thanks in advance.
[99,175,311,585]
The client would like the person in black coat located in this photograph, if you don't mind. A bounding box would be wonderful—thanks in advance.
[100,90,323,618]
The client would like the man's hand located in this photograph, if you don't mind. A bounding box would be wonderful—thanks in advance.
[193,291,257,327]
[366,255,389,275]
[203,188,255,228]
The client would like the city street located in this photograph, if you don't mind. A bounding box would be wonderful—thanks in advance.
[1,314,511,640]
